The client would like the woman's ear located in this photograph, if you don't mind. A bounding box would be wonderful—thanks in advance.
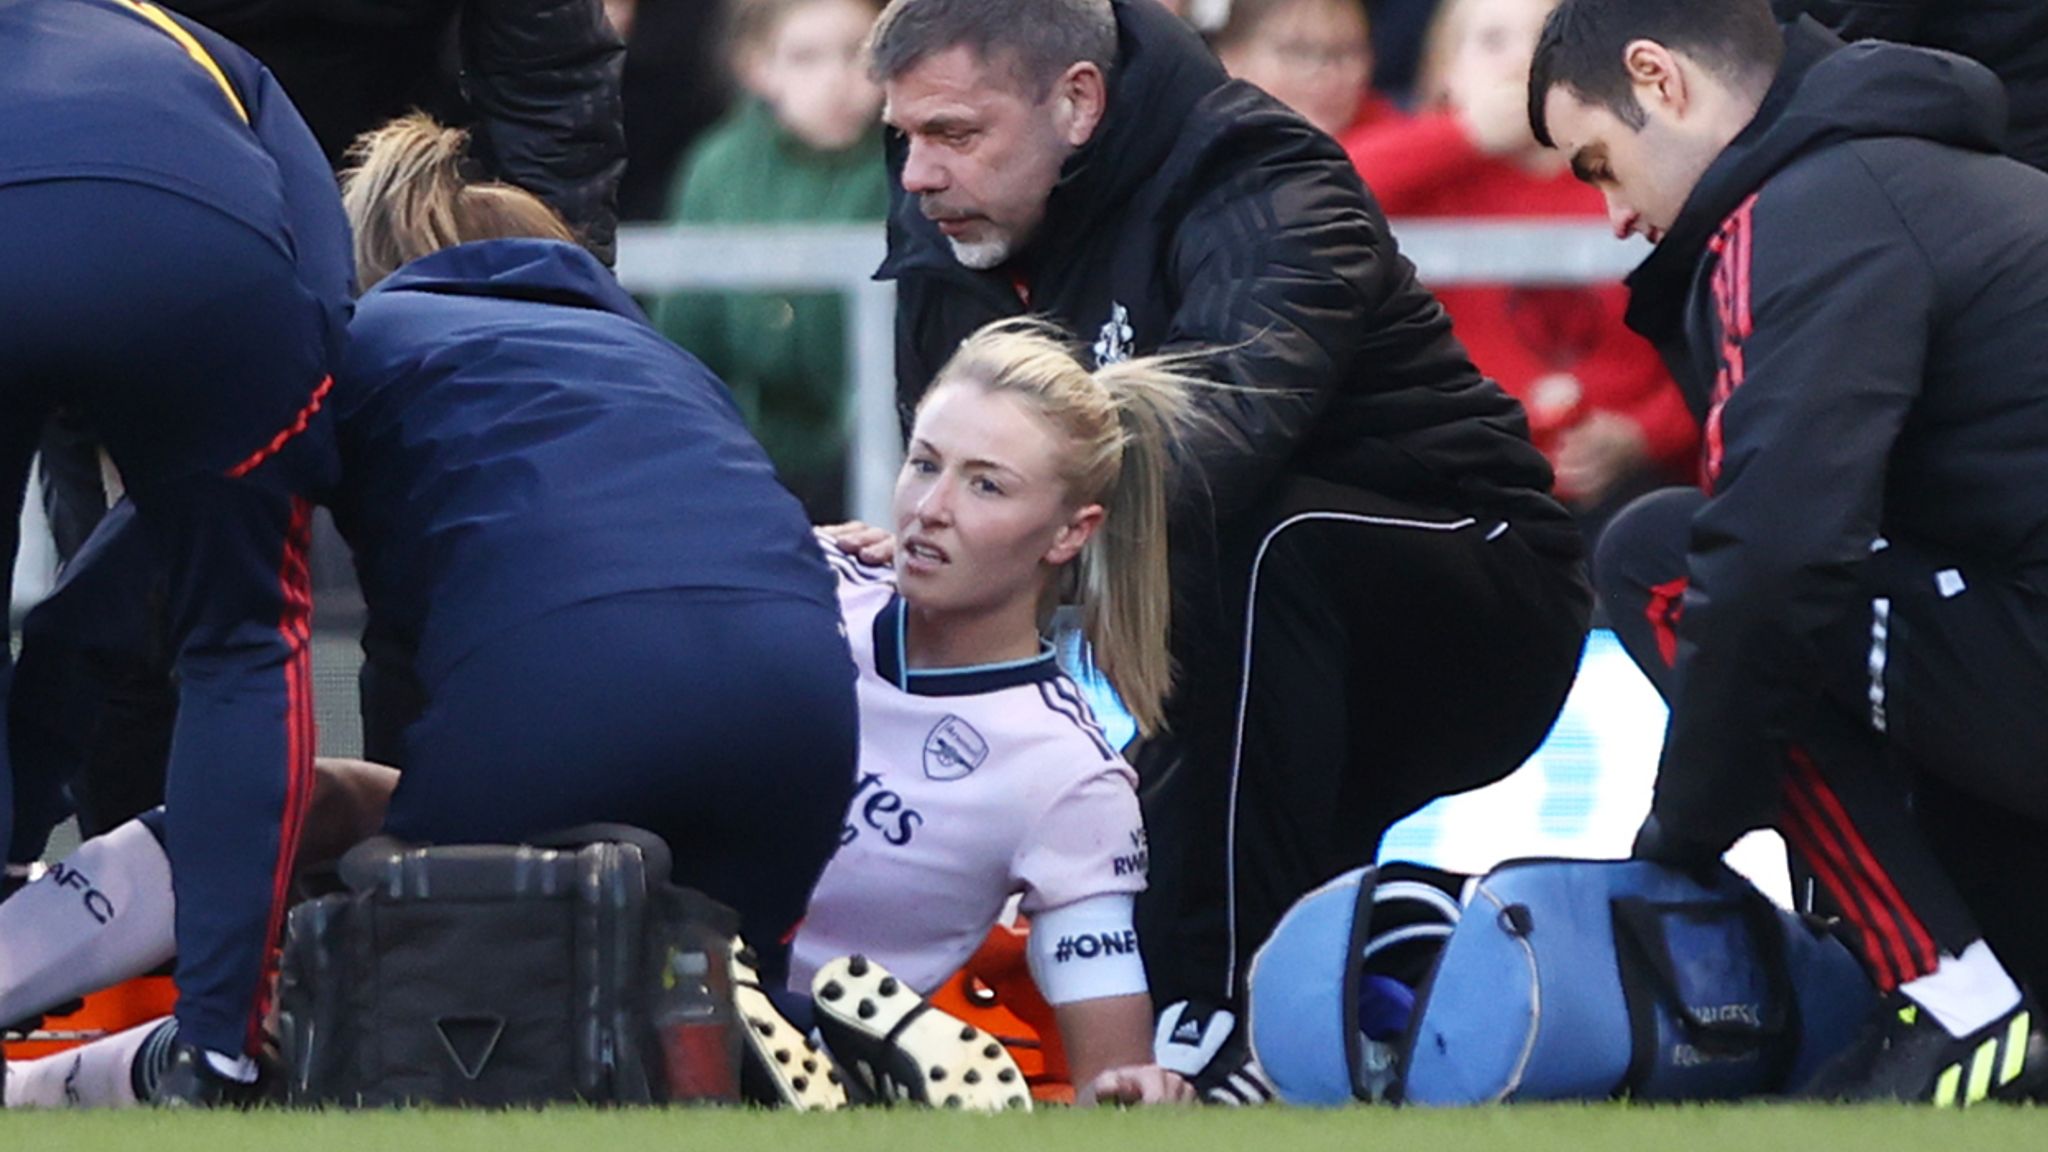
[1045,502,1106,566]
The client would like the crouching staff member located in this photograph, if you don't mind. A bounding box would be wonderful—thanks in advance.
[1535,0,2048,1103]
[0,113,859,1106]
[0,0,354,1104]
[797,321,1199,1107]
[327,114,858,991]
[866,0,1591,1098]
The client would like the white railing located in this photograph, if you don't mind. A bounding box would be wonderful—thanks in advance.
[613,219,1646,526]
[9,220,1646,611]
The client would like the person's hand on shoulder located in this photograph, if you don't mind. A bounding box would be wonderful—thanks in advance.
[817,520,896,566]
[1078,1063,1197,1107]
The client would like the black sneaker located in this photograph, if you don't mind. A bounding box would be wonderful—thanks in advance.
[153,1044,267,1109]
[811,955,1030,1111]
[1804,995,2044,1106]
[730,941,846,1110]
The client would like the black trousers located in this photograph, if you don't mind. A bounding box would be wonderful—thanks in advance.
[1596,487,2048,996]
[1137,478,1590,1007]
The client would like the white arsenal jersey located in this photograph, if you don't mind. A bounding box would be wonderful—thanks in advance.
[789,545,1148,996]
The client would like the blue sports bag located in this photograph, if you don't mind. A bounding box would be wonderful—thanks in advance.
[1248,858,1875,1105]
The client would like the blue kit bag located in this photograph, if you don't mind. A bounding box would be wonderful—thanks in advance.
[1247,859,1875,1105]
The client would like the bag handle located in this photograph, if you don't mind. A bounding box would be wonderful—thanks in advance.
[1612,882,1804,1095]
[1612,893,1794,1046]
[527,823,675,886]
[337,825,677,895]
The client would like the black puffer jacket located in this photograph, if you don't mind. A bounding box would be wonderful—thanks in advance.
[167,0,625,262]
[1627,19,2048,850]
[1774,0,2048,170]
[881,0,1572,556]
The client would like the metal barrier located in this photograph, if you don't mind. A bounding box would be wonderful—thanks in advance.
[612,220,1646,524]
[9,220,1647,608]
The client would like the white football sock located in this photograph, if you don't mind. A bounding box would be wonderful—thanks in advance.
[0,820,176,1027]
[3,1017,173,1109]
[1900,939,2023,1038]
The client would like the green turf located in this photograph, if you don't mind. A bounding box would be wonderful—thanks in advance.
[1,1104,2043,1152]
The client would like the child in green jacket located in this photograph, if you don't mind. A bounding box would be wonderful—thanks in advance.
[653,0,889,520]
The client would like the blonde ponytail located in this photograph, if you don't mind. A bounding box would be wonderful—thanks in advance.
[927,319,1220,736]
[341,113,576,289]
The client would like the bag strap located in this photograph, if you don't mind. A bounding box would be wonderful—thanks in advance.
[1339,865,1379,1101]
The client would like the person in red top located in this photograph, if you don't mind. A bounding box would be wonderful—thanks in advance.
[1346,0,1694,534]
[1211,0,1405,140]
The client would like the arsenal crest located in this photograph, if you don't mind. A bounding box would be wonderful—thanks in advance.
[923,715,989,781]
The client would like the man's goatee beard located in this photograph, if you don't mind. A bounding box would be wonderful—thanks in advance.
[947,235,1012,270]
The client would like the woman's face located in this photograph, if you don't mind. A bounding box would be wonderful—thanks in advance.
[892,381,1098,623]
[1443,0,1553,117]
[1218,0,1374,137]
[751,0,884,152]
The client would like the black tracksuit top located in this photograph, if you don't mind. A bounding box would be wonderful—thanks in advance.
[1626,19,2048,844]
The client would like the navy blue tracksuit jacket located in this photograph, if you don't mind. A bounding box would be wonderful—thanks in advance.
[327,239,856,971]
[329,238,836,692]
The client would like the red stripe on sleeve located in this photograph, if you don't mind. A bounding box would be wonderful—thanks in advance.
[1701,196,1760,490]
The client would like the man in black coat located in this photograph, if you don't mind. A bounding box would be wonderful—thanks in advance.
[1534,0,2048,1104]
[869,0,1590,1100]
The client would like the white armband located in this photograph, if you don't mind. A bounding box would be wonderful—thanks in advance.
[1026,893,1149,1006]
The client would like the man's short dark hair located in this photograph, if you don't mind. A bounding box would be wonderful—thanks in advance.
[868,0,1118,98]
[1528,0,1784,147]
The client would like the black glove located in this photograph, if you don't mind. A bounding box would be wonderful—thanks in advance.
[1631,813,1730,881]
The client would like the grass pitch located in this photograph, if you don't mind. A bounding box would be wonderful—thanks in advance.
[2,1104,2044,1152]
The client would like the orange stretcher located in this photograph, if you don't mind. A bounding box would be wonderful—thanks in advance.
[1,975,177,1061]
[927,920,1074,1104]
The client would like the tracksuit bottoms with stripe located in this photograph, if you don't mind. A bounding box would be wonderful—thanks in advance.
[1136,476,1592,1007]
[2,0,355,1057]
[1598,486,2048,1000]
[0,178,343,1058]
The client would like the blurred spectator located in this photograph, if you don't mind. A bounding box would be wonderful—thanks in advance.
[163,0,624,262]
[1771,1,2048,173]
[1211,0,1402,138]
[618,0,739,221]
[1346,0,1693,535]
[1367,0,1445,104]
[649,0,890,521]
